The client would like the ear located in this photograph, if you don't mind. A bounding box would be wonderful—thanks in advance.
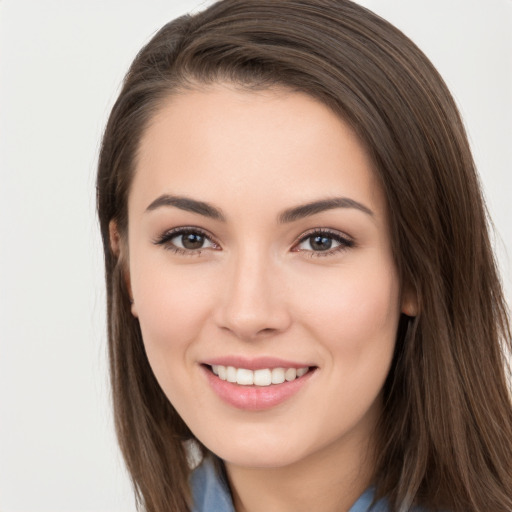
[109,219,122,258]
[401,283,418,317]
[109,220,138,317]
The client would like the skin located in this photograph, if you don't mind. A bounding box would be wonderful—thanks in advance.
[114,84,416,512]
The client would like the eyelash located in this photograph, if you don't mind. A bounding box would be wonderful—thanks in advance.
[153,227,220,256]
[292,228,355,258]
[153,227,355,257]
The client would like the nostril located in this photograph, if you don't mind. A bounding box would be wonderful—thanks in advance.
[257,327,278,335]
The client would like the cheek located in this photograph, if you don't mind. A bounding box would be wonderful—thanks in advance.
[292,261,400,439]
[294,259,401,361]
[130,259,218,370]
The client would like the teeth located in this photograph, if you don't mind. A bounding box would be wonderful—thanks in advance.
[211,365,310,386]
[236,368,254,385]
[226,366,237,383]
[271,368,285,384]
[296,367,308,377]
[254,369,272,386]
[218,365,227,380]
[285,368,297,381]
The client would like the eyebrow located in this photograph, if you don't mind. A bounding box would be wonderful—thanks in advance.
[145,194,226,221]
[145,194,373,222]
[278,197,374,223]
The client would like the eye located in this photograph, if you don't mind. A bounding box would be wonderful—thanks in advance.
[153,227,219,254]
[172,231,215,250]
[293,229,354,256]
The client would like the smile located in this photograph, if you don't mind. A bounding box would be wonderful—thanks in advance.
[202,363,317,411]
[210,365,310,386]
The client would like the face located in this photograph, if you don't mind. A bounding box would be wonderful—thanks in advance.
[122,84,411,469]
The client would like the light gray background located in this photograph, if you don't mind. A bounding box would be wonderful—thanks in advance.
[1,1,510,511]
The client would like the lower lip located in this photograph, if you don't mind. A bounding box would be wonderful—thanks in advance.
[202,365,316,411]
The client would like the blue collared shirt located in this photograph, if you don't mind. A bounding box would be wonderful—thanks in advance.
[190,457,394,512]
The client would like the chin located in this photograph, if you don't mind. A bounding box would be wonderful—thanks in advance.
[203,430,315,469]
[216,447,302,469]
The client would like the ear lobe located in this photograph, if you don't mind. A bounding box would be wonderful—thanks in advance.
[109,220,138,317]
[401,285,418,317]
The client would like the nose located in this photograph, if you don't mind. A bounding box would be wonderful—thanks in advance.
[215,248,292,341]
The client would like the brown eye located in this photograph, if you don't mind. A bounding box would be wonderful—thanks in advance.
[180,232,206,250]
[294,230,354,255]
[309,235,333,251]
[154,228,218,253]
[169,230,217,251]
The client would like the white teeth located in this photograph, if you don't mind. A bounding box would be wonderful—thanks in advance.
[226,366,237,383]
[253,369,272,386]
[236,368,254,385]
[271,367,285,384]
[296,367,308,377]
[218,365,227,380]
[211,365,310,386]
[285,368,297,381]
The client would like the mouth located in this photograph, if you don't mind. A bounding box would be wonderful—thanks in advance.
[204,364,315,387]
[201,362,317,410]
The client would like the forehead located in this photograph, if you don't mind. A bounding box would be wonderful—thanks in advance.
[130,84,386,220]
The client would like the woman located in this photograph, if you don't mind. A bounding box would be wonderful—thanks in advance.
[96,1,512,511]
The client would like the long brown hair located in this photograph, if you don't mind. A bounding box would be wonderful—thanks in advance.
[96,1,512,511]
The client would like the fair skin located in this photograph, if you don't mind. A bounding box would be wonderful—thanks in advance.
[113,84,416,512]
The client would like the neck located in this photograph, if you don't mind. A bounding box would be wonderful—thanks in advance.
[224,423,377,512]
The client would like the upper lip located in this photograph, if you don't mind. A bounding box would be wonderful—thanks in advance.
[202,356,315,371]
